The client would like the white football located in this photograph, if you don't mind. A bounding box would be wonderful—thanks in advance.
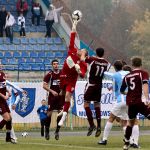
[22,132,28,137]
[72,10,82,21]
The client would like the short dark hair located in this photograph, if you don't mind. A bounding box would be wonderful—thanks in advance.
[113,60,123,71]
[131,56,142,67]
[51,59,59,65]
[122,65,132,72]
[96,48,104,57]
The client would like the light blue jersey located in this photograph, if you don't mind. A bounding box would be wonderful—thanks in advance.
[104,70,129,103]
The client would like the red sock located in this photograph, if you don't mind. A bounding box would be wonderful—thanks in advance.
[85,107,94,127]
[0,119,7,129]
[95,107,101,128]
[63,102,70,112]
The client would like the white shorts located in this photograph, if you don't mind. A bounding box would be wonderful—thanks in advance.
[111,101,129,120]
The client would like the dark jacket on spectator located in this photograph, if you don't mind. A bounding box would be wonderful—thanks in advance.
[16,0,28,14]
[31,2,42,16]
[0,9,7,25]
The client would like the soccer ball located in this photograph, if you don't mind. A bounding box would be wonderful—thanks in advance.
[72,10,82,22]
[21,132,28,137]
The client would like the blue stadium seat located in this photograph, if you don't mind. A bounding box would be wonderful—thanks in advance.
[9,58,17,65]
[25,45,34,51]
[33,45,42,51]
[40,64,46,71]
[37,38,45,44]
[4,51,12,58]
[21,51,29,57]
[13,26,20,32]
[0,52,3,58]
[21,38,28,44]
[37,26,46,32]
[59,45,67,51]
[20,64,31,71]
[0,45,7,51]
[38,52,46,58]
[13,38,20,45]
[55,52,63,58]
[41,44,50,51]
[29,38,37,44]
[46,52,55,58]
[13,51,21,58]
[31,64,41,71]
[30,51,38,58]
[5,65,15,71]
[45,38,53,44]
[54,37,62,44]
[29,26,37,32]
[35,58,43,63]
[26,58,34,63]
[44,59,50,65]
[18,58,25,64]
[45,65,51,71]
[50,45,58,51]
[1,58,9,65]
[63,52,67,58]
[16,45,26,51]
[9,45,16,51]
[4,38,11,44]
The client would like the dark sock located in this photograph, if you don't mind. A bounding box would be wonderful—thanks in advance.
[125,126,133,141]
[85,107,94,127]
[95,107,101,128]
[6,131,11,139]
[45,117,51,134]
[63,102,70,112]
[6,120,12,130]
[0,119,7,129]
[56,115,62,133]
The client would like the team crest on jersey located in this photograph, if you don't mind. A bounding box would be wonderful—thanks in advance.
[15,88,36,117]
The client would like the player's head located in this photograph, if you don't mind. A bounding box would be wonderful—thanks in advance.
[51,59,59,71]
[113,60,123,71]
[77,49,88,58]
[131,56,142,68]
[41,99,46,105]
[96,48,104,57]
[123,65,132,72]
[122,60,127,66]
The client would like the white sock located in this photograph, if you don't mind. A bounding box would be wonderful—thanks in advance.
[11,126,17,140]
[58,112,67,126]
[131,125,139,145]
[103,121,113,141]
[123,126,127,135]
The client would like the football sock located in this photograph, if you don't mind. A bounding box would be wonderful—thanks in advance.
[103,121,113,141]
[85,107,94,127]
[63,102,70,112]
[131,125,139,145]
[56,115,62,132]
[94,107,101,128]
[123,126,127,135]
[6,120,12,130]
[0,119,7,129]
[125,126,132,141]
[11,126,17,139]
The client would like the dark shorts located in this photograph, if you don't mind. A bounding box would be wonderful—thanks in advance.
[0,100,10,115]
[84,84,102,102]
[48,95,65,111]
[128,102,150,119]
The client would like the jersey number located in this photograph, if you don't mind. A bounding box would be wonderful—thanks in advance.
[130,77,135,90]
[95,66,104,77]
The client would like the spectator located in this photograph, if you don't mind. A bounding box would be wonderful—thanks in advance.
[5,12,16,43]
[45,4,63,38]
[16,0,28,17]
[37,99,48,137]
[0,6,7,37]
[31,1,42,26]
[18,13,26,37]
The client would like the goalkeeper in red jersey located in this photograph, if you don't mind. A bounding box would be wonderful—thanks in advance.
[58,20,87,126]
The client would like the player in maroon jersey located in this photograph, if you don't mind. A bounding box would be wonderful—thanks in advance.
[58,20,87,126]
[120,56,150,150]
[0,68,14,143]
[43,59,64,140]
[82,47,110,137]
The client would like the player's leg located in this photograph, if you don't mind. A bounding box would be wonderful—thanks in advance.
[94,102,101,137]
[40,119,44,137]
[45,111,52,140]
[58,91,72,126]
[84,101,96,136]
[98,113,116,145]
[10,126,17,143]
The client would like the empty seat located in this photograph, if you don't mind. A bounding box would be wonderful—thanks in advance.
[33,45,42,51]
[9,45,16,51]
[1,58,9,65]
[31,64,41,71]
[45,38,53,44]
[21,51,29,57]
[0,38,3,45]
[41,44,50,51]
[38,52,46,58]
[5,65,14,71]
[44,59,50,65]
[29,38,37,44]
[13,38,20,45]
[21,38,28,44]
[0,52,3,58]
[26,58,34,63]
[16,45,26,51]
[55,52,63,58]
[46,52,55,58]
[37,38,45,44]
[9,58,17,65]
[18,58,25,64]
[50,45,58,51]
[20,64,31,71]
[13,51,21,58]
[4,38,11,45]
[30,51,38,58]
[54,37,62,44]
[4,51,12,58]
[35,58,43,63]
[25,45,34,51]
[0,45,8,51]
[59,45,67,51]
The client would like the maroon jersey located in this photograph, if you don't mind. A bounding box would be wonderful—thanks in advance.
[61,32,80,80]
[43,70,61,94]
[85,57,110,85]
[120,69,149,105]
[0,71,6,96]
